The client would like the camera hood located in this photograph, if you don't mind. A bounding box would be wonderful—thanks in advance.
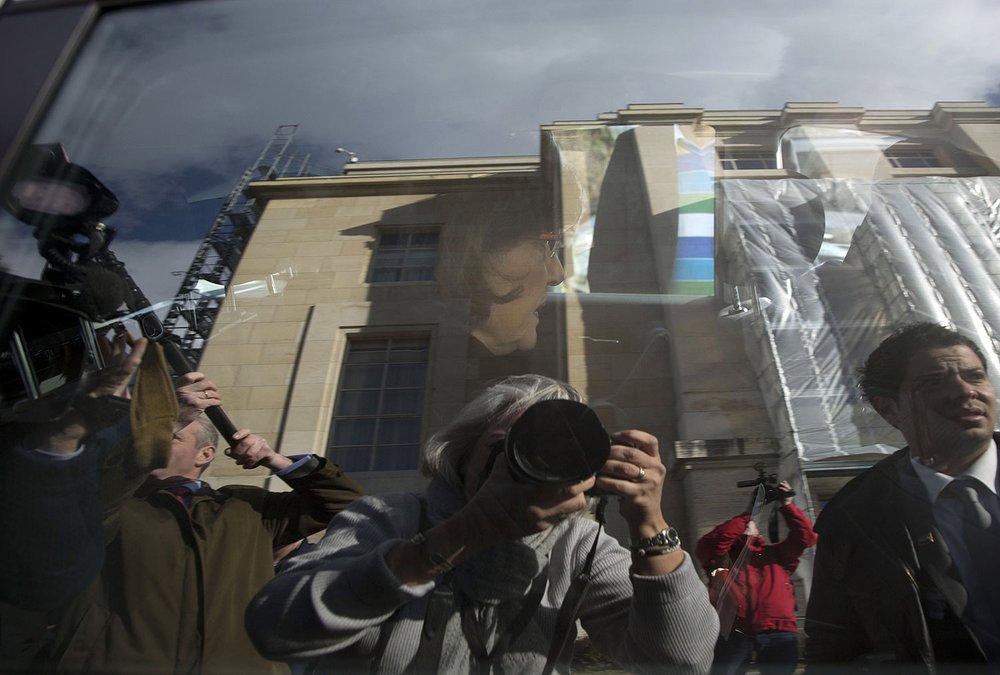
[505,399,611,485]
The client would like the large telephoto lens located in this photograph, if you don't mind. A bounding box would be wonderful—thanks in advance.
[505,399,610,485]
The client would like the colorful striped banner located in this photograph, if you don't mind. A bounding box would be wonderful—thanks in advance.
[671,126,715,295]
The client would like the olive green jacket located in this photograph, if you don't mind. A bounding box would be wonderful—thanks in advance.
[51,446,363,675]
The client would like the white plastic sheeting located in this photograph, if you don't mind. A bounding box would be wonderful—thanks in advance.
[719,177,1000,461]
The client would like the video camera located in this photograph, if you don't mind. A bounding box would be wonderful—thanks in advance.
[0,144,129,422]
[0,143,237,439]
[736,462,794,504]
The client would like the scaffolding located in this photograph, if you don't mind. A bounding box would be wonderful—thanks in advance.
[162,125,311,365]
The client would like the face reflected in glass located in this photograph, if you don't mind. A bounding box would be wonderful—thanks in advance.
[894,345,998,461]
[472,238,565,355]
[149,421,216,480]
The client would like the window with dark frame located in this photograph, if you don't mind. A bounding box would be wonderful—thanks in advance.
[326,336,430,471]
[369,229,439,282]
[884,146,943,168]
[719,151,778,171]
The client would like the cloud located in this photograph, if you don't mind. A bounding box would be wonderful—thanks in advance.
[109,239,202,310]
[34,0,1000,173]
[7,0,1000,311]
[748,2,1000,108]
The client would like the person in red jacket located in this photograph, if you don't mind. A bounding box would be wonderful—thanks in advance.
[696,481,817,675]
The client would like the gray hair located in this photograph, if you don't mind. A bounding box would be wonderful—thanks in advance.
[420,374,583,489]
[190,416,219,476]
[191,416,219,450]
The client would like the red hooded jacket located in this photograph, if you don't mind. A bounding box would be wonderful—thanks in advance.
[695,504,817,634]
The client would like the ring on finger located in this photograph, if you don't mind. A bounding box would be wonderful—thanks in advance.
[633,465,646,482]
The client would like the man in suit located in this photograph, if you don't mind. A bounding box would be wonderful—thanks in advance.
[805,322,1000,672]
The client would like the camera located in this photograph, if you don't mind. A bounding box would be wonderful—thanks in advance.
[1,143,238,439]
[0,144,126,423]
[736,462,794,504]
[498,399,611,485]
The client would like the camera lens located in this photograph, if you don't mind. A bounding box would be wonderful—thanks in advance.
[505,399,610,485]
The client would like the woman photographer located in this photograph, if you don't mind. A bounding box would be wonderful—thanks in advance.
[245,374,717,673]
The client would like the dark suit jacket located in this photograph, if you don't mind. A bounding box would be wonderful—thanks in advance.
[804,445,989,672]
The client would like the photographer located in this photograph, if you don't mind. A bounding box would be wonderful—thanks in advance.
[0,333,166,609]
[695,481,816,675]
[0,332,182,670]
[245,374,718,673]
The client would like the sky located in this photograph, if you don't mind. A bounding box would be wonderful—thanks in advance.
[3,0,1000,304]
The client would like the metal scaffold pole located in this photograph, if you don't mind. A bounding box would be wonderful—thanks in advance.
[162,124,305,366]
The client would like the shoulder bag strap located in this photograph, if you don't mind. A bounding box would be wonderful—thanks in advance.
[541,497,607,675]
[409,494,455,675]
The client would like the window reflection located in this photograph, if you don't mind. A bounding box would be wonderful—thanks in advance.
[327,336,428,471]
[4,1,1000,672]
[369,229,439,283]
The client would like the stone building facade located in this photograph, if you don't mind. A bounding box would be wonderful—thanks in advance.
[198,101,1000,597]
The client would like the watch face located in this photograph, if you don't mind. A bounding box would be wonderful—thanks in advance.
[654,528,679,547]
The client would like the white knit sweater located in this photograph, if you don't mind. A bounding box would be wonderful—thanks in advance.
[246,484,717,674]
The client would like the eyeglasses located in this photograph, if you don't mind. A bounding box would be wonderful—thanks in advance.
[538,233,564,259]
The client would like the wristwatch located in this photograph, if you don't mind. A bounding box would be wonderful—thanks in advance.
[630,527,681,556]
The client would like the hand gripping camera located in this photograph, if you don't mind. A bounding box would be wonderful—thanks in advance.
[480,399,611,489]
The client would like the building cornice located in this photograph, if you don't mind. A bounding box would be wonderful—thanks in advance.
[251,101,1000,204]
[549,103,706,127]
[248,160,543,202]
[778,102,865,126]
[341,155,540,176]
[931,101,1000,130]
[543,101,1000,133]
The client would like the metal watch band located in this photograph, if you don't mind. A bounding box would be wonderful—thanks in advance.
[630,527,680,553]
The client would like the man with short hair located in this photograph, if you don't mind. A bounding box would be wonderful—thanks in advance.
[151,416,218,478]
[805,322,1000,671]
[48,358,364,675]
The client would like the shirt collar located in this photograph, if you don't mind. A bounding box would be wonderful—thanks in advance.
[150,476,204,492]
[178,479,204,493]
[909,439,999,503]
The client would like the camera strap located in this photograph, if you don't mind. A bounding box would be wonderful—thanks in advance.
[407,489,550,675]
[407,494,607,674]
[405,495,453,675]
[715,483,767,638]
[541,495,608,675]
[457,565,549,675]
